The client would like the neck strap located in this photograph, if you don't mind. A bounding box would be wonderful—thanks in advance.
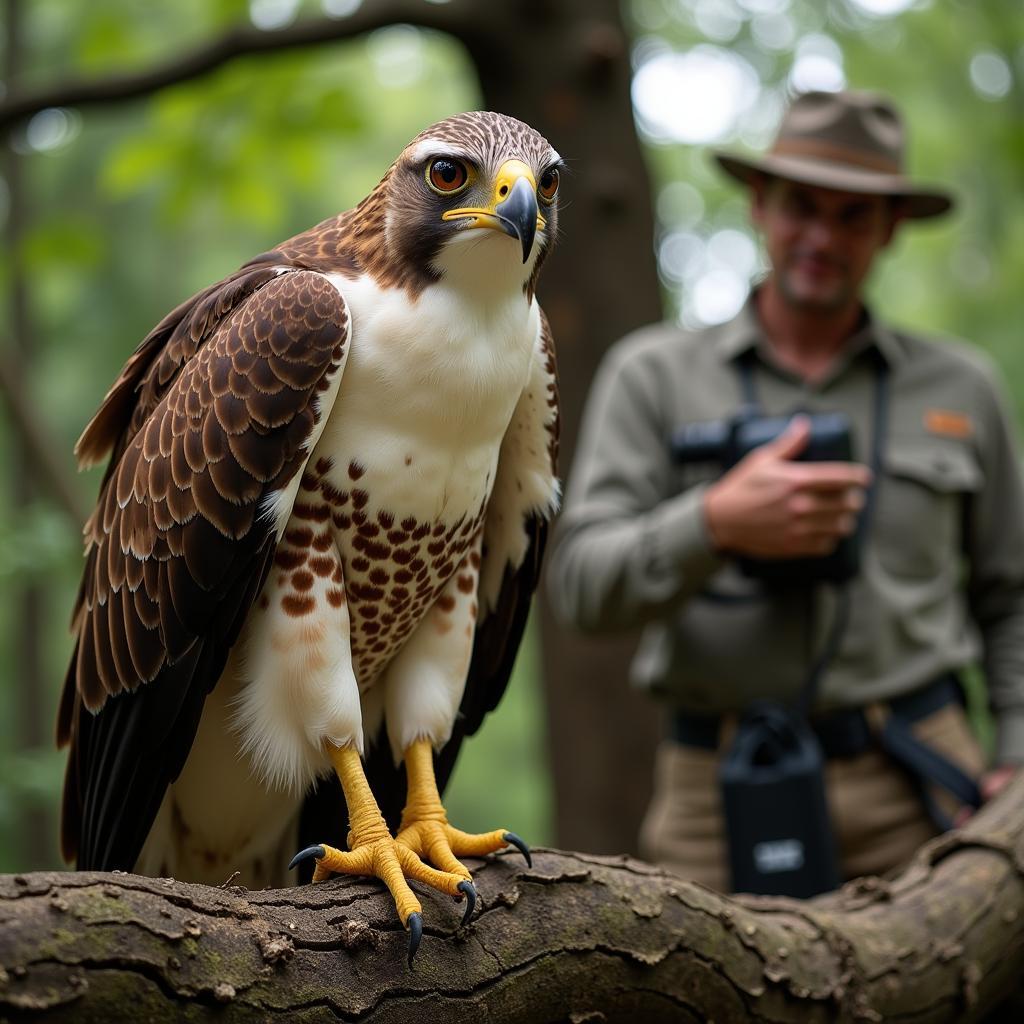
[736,349,891,715]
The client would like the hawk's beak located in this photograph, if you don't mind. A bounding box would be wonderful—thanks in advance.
[442,159,544,264]
[494,176,538,264]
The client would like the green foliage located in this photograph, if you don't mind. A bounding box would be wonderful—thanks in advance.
[628,0,1024,410]
[1,0,1021,872]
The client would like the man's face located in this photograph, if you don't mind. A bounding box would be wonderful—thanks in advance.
[752,177,901,313]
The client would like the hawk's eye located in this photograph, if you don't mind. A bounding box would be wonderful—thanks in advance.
[427,158,470,195]
[538,167,560,205]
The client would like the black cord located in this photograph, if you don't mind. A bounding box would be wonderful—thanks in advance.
[796,355,889,714]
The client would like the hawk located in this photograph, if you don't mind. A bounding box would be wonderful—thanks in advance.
[57,111,561,962]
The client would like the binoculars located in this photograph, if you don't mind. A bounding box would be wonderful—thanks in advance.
[671,409,860,584]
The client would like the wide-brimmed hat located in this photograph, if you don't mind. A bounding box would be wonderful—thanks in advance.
[713,90,953,219]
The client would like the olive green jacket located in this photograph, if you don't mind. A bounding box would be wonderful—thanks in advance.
[547,300,1024,764]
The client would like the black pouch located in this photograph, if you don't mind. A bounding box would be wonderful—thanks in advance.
[719,702,840,898]
[713,348,890,899]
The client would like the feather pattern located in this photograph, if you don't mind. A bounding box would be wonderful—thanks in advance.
[60,270,350,867]
[59,111,562,881]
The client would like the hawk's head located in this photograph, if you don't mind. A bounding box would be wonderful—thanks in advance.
[379,111,562,294]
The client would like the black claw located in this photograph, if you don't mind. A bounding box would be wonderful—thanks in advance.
[456,881,477,927]
[503,832,532,867]
[407,913,423,967]
[288,845,325,871]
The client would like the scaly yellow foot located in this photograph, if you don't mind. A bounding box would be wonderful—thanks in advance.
[289,743,482,965]
[288,744,428,963]
[290,740,530,963]
[394,739,531,924]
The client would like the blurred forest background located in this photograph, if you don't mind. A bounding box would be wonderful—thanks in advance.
[0,0,1021,873]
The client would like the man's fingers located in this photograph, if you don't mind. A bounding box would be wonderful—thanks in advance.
[758,415,812,461]
[789,462,872,491]
[980,765,1018,802]
[790,488,865,517]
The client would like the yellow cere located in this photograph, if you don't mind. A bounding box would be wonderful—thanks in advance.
[441,158,547,230]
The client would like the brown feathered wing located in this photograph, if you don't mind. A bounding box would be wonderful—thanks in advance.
[58,264,351,870]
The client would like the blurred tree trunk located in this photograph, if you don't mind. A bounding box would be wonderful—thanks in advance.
[468,0,664,856]
[5,774,1024,1021]
[3,0,52,871]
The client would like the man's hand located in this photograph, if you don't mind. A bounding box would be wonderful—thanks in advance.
[954,764,1019,827]
[703,416,871,559]
[980,764,1019,802]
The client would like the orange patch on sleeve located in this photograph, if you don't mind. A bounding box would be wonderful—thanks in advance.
[924,409,973,439]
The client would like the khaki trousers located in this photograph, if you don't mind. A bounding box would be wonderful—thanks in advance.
[639,703,986,892]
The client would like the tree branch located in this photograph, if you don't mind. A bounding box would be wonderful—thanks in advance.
[0,1,476,132]
[0,0,480,524]
[4,777,1024,1021]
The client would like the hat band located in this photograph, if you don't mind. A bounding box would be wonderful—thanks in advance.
[770,137,901,175]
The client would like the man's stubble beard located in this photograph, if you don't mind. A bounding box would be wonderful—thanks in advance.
[775,262,855,315]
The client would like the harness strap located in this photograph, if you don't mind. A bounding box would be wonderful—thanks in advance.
[674,674,983,830]
[877,713,983,831]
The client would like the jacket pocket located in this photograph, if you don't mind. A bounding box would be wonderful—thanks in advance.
[872,439,981,580]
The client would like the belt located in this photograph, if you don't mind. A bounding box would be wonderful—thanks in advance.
[671,674,982,829]
[671,675,961,756]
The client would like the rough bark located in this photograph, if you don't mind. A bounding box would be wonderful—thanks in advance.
[4,774,1024,1023]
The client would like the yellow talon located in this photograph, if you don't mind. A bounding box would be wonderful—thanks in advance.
[397,738,523,879]
[290,738,527,961]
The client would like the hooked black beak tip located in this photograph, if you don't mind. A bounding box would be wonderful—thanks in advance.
[494,176,538,265]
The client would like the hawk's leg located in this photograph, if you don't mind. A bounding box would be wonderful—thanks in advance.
[292,534,527,962]
[395,737,531,903]
[383,535,530,922]
[290,741,477,963]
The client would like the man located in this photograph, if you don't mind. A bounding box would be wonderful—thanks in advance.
[547,90,1024,891]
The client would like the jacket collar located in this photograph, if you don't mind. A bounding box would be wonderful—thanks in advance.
[713,290,906,370]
